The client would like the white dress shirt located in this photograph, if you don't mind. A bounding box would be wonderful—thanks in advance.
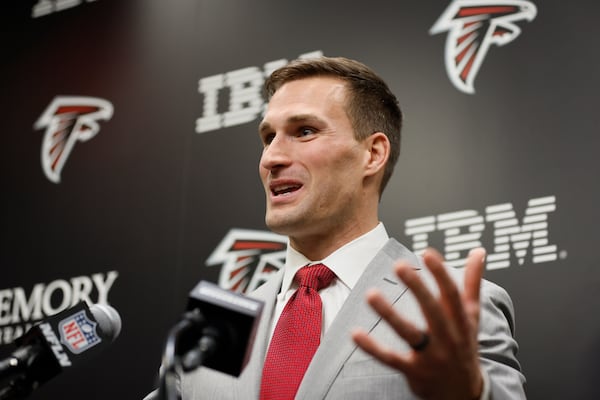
[269,222,389,340]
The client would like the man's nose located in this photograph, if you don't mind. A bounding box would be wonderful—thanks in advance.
[260,135,292,171]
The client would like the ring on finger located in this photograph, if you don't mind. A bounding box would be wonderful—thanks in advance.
[410,332,430,352]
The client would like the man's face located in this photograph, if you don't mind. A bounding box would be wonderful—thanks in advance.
[258,76,370,241]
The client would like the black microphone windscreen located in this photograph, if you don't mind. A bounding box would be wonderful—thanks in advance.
[9,301,121,391]
[185,281,264,377]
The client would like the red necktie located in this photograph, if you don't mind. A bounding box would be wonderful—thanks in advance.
[260,264,336,399]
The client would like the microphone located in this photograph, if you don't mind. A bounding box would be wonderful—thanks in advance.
[0,301,121,399]
[156,281,263,400]
[180,280,264,377]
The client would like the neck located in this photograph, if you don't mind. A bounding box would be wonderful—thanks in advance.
[289,217,379,261]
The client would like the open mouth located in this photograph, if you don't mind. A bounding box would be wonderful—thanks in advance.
[271,184,302,196]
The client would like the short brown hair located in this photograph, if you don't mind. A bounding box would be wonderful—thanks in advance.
[264,56,402,196]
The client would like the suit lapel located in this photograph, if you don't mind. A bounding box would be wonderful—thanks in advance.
[296,239,421,399]
[238,268,284,398]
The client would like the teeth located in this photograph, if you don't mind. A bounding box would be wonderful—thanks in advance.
[273,185,300,195]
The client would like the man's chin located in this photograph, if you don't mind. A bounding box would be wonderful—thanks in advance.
[265,215,300,236]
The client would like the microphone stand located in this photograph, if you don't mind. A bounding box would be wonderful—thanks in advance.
[157,310,219,400]
[0,378,31,400]
[0,347,36,400]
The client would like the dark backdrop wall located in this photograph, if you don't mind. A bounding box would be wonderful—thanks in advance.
[1,1,598,399]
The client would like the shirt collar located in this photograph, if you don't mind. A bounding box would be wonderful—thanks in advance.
[280,222,389,294]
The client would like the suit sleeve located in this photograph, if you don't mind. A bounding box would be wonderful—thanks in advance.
[477,281,526,399]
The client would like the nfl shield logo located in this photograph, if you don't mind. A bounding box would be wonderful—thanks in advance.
[59,310,102,354]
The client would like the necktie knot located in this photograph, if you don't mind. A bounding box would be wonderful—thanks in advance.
[295,263,336,291]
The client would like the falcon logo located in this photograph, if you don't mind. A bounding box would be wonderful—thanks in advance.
[206,229,286,294]
[34,96,114,183]
[430,1,537,94]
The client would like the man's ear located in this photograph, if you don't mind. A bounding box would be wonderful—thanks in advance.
[364,132,390,178]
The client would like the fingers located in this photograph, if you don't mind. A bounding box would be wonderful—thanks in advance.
[463,247,486,323]
[351,327,409,371]
[354,248,485,352]
[394,262,449,341]
[421,249,468,338]
[392,248,485,343]
[364,288,428,348]
[352,248,486,399]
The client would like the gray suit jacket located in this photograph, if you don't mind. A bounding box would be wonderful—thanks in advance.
[172,239,525,399]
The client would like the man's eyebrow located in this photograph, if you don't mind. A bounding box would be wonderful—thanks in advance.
[258,121,272,136]
[287,114,324,125]
[258,114,325,136]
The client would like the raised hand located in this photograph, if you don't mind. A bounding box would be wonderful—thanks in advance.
[352,247,487,400]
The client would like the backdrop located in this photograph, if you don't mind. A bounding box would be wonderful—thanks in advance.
[1,0,598,399]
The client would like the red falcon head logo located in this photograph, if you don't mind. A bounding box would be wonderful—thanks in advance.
[430,1,537,94]
[206,229,287,293]
[34,96,114,183]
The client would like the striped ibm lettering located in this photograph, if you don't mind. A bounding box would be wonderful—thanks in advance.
[405,196,558,269]
[196,51,323,133]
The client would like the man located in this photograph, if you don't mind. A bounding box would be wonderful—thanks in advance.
[163,56,525,399]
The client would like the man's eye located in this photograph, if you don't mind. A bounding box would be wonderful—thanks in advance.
[299,127,315,137]
[263,133,275,145]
